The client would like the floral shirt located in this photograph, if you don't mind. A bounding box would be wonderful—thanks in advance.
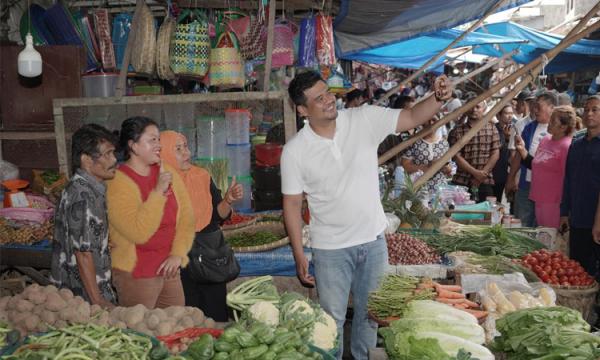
[402,138,450,193]
[50,169,116,303]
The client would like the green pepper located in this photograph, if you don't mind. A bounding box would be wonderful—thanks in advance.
[248,322,269,336]
[214,338,237,353]
[259,350,277,360]
[272,332,296,346]
[311,352,324,360]
[212,352,230,360]
[236,332,259,348]
[149,342,170,360]
[274,327,289,336]
[269,342,286,354]
[275,351,304,360]
[186,333,214,360]
[229,349,245,360]
[221,326,242,343]
[241,344,269,359]
[255,326,276,345]
[297,344,312,356]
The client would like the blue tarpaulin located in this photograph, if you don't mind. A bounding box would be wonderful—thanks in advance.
[474,22,600,73]
[341,28,526,71]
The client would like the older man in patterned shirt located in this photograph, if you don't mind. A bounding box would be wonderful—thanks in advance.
[448,98,500,202]
[50,124,118,308]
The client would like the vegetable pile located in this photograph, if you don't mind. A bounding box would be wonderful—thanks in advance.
[184,321,326,360]
[226,231,281,248]
[222,213,256,228]
[0,321,19,350]
[227,276,338,353]
[422,280,488,321]
[0,284,216,338]
[480,282,554,317]
[367,275,436,319]
[2,323,171,360]
[420,225,545,259]
[449,252,540,282]
[521,250,595,287]
[491,306,600,359]
[380,300,493,360]
[386,233,441,265]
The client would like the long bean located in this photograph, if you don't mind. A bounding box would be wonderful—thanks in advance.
[3,324,155,360]
[367,275,436,318]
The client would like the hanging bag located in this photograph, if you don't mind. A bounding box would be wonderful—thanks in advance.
[209,31,244,88]
[130,1,156,74]
[186,230,240,283]
[156,15,176,80]
[298,16,317,67]
[170,9,211,77]
[316,14,336,66]
[261,18,297,68]
[239,14,265,60]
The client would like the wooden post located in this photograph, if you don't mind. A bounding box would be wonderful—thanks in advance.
[283,95,297,141]
[263,0,276,91]
[378,16,600,166]
[374,0,506,105]
[53,106,69,176]
[115,0,144,97]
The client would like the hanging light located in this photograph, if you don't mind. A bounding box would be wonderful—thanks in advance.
[18,1,42,78]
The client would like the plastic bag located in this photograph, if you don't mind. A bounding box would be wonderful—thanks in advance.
[93,9,116,70]
[385,212,400,234]
[315,14,335,65]
[112,13,133,71]
[0,160,19,182]
[297,16,317,67]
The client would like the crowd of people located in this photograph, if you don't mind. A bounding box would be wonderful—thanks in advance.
[46,68,600,360]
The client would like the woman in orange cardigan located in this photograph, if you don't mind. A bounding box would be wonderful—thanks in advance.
[160,130,242,321]
[107,117,195,308]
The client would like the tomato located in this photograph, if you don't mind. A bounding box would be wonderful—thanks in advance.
[544,266,552,273]
[566,268,574,276]
[557,268,566,276]
[528,257,538,265]
[534,265,543,274]
[561,281,570,286]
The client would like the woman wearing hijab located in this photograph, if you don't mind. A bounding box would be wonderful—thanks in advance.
[160,130,243,321]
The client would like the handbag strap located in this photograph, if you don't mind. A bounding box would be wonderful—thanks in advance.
[216,31,240,49]
[177,9,207,24]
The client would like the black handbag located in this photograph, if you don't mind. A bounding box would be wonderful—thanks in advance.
[187,230,240,283]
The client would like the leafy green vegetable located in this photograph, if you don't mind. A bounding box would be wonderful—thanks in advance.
[187,333,215,360]
[226,231,280,247]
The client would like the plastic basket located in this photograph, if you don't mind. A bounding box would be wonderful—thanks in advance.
[550,281,599,323]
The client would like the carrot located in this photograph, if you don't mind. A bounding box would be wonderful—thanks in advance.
[433,283,462,292]
[461,308,489,319]
[417,283,434,289]
[436,288,465,299]
[435,297,479,308]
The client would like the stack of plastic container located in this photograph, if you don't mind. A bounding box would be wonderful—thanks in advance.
[253,143,283,211]
[226,108,252,212]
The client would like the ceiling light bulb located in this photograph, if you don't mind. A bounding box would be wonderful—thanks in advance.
[452,68,460,75]
[18,33,42,78]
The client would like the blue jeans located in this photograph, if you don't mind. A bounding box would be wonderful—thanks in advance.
[312,235,387,360]
[515,183,537,227]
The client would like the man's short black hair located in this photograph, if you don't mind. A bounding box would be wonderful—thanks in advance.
[346,89,364,103]
[392,95,415,109]
[536,91,559,106]
[71,124,117,174]
[288,71,324,106]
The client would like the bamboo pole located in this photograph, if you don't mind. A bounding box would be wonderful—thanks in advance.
[263,0,276,91]
[378,15,600,166]
[412,8,600,189]
[451,49,519,86]
[374,0,506,106]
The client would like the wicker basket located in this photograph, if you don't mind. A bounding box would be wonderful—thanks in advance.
[223,221,288,253]
[131,1,156,75]
[551,282,599,323]
[156,16,175,80]
[221,216,257,231]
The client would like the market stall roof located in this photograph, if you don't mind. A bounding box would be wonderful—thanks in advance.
[340,28,526,71]
[474,21,600,73]
[333,0,531,57]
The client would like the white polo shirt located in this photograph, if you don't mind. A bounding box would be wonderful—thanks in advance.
[281,105,401,250]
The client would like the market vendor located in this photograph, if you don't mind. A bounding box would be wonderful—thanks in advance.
[160,130,243,322]
[106,117,195,309]
[50,124,118,309]
[560,95,600,282]
[281,71,452,360]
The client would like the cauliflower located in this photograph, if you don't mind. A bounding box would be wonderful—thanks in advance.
[310,310,338,351]
[248,301,279,326]
[288,300,314,316]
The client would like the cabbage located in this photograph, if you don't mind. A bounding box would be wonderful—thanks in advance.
[414,332,494,360]
[403,300,478,324]
[390,317,485,344]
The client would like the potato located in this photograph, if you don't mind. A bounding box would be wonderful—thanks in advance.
[110,306,124,321]
[37,322,48,333]
[74,301,91,323]
[42,285,58,294]
[156,322,173,336]
[40,311,57,325]
[90,304,103,317]
[22,284,41,299]
[15,299,34,313]
[133,321,151,335]
[45,292,67,311]
[203,317,215,328]
[58,288,74,301]
[114,321,127,329]
[32,306,44,316]
[28,291,47,305]
[179,317,194,329]
[0,311,8,323]
[7,295,22,310]
[54,320,67,328]
[145,314,160,330]
[95,312,110,327]
[59,307,77,322]
[172,325,184,334]
[152,308,167,322]
[23,314,40,331]
[191,311,205,325]
[0,296,11,310]
[123,304,146,328]
[164,306,185,320]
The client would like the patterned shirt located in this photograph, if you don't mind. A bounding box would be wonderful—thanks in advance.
[402,138,450,193]
[50,169,116,303]
[448,120,501,187]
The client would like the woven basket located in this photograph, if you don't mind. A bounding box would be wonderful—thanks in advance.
[156,16,176,80]
[170,11,210,77]
[551,282,599,323]
[223,221,288,253]
[130,1,156,75]
[221,216,257,231]
[209,32,244,88]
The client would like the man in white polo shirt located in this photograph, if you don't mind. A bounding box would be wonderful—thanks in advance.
[281,71,452,359]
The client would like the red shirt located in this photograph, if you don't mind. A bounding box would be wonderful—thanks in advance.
[119,164,178,278]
